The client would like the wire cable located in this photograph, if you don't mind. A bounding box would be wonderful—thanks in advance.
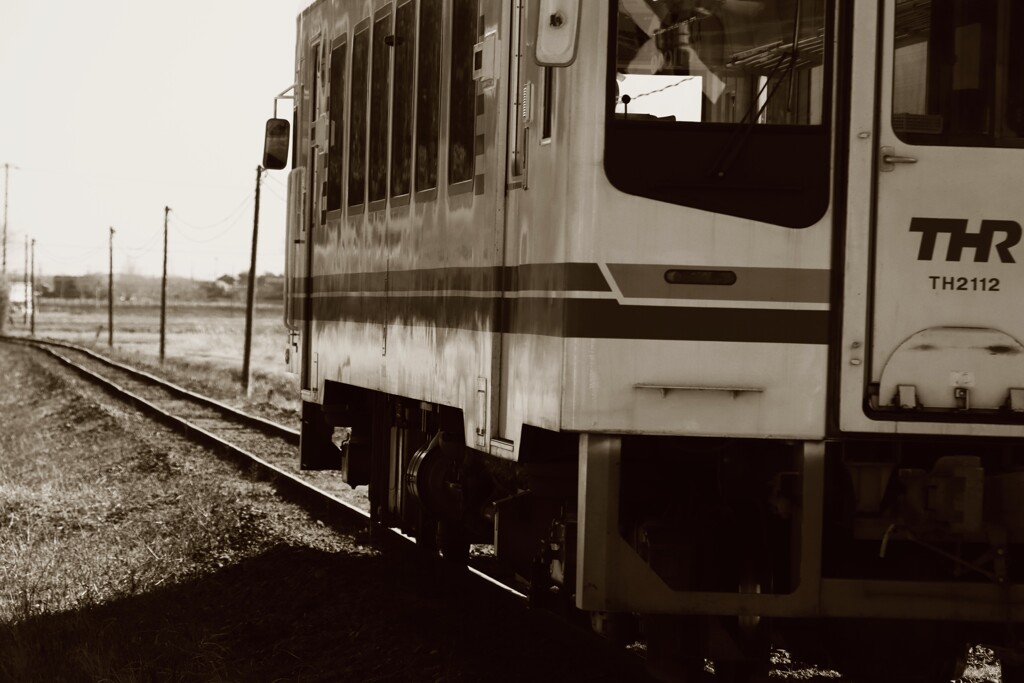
[171,191,255,231]
[168,204,252,244]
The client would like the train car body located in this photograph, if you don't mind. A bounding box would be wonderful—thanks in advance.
[267,0,1024,679]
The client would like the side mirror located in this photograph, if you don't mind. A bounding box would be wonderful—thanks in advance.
[263,118,290,170]
[535,0,581,67]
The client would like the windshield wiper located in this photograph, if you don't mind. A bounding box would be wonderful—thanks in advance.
[707,0,804,179]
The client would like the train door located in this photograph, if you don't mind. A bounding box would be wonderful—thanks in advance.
[449,0,509,450]
[505,0,557,236]
[866,0,1024,418]
[303,36,329,394]
[284,117,303,376]
[498,0,560,440]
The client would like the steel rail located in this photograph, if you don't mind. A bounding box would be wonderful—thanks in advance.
[3,337,361,524]
[1,335,298,445]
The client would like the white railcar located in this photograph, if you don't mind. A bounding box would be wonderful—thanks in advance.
[265,1,1024,679]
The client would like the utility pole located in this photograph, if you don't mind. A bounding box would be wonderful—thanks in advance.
[242,165,263,396]
[23,236,28,325]
[108,227,115,347]
[3,163,9,275]
[29,238,35,337]
[160,206,170,362]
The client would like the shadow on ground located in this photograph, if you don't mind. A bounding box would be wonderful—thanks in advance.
[0,543,650,683]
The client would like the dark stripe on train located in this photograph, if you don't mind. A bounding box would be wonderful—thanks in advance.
[299,294,829,345]
[302,263,613,295]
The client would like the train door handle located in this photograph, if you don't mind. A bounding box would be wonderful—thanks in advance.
[880,146,918,172]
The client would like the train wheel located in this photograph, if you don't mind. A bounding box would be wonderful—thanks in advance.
[415,518,470,565]
[710,536,771,682]
[436,519,471,564]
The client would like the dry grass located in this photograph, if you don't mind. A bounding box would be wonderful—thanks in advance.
[0,346,349,681]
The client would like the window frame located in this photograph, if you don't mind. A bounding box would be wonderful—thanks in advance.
[414,0,443,202]
[326,34,348,215]
[447,0,478,194]
[390,0,417,206]
[368,4,394,211]
[891,0,1024,150]
[347,19,372,215]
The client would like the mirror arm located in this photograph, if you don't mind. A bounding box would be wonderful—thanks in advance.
[273,85,296,119]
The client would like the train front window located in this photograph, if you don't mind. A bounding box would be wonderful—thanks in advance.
[614,0,826,125]
[605,0,834,229]
[893,0,1024,148]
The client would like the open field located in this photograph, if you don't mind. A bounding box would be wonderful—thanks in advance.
[5,299,300,420]
[9,299,287,368]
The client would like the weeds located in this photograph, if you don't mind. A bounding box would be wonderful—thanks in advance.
[0,345,339,681]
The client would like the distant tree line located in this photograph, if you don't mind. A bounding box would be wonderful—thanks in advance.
[44,273,285,303]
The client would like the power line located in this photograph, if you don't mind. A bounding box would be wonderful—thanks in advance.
[171,191,254,230]
[169,206,252,244]
[261,184,287,203]
[618,75,697,104]
[264,173,288,190]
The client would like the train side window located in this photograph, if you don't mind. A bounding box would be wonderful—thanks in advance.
[327,36,348,212]
[348,23,370,209]
[390,0,416,200]
[369,6,393,206]
[448,0,477,187]
[309,42,323,225]
[416,0,442,194]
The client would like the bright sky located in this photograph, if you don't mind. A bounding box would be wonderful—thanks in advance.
[0,1,302,281]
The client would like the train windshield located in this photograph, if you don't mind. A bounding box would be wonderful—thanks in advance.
[605,1,834,229]
[893,0,1024,148]
[613,0,827,126]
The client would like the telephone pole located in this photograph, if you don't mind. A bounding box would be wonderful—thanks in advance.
[160,206,170,362]
[3,163,9,275]
[108,227,115,347]
[23,236,28,324]
[29,238,35,337]
[242,166,263,396]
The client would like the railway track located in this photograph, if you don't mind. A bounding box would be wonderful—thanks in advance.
[2,335,652,679]
[2,336,368,524]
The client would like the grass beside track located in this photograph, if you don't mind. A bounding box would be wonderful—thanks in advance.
[0,344,353,681]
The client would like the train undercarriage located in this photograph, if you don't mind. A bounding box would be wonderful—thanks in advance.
[298,382,1024,682]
